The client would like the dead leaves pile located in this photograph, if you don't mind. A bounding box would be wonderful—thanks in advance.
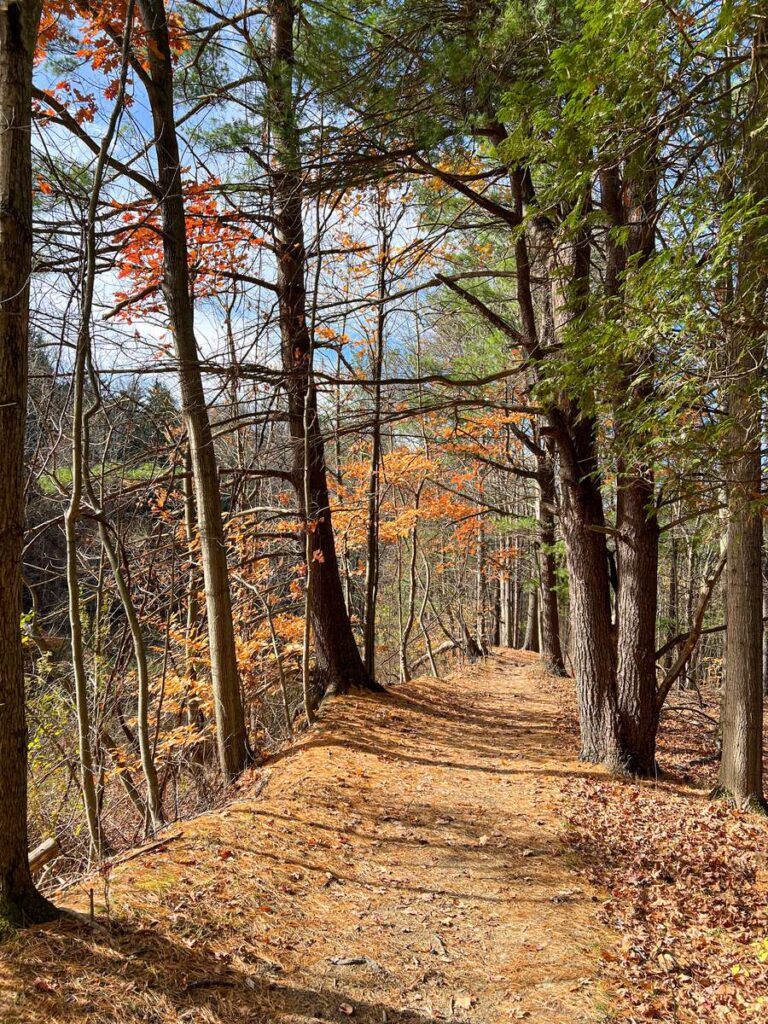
[565,779,768,1022]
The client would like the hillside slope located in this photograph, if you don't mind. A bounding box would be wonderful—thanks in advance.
[0,651,611,1023]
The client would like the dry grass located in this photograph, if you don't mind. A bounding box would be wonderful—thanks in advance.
[0,650,612,1024]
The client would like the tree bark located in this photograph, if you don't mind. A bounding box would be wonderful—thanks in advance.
[717,7,768,811]
[599,139,662,778]
[362,215,388,678]
[71,3,165,839]
[499,555,511,648]
[522,584,539,652]
[510,163,623,767]
[267,0,375,695]
[720,418,764,807]
[535,454,565,674]
[665,534,679,671]
[65,271,104,861]
[399,524,419,683]
[615,472,660,775]
[418,555,439,675]
[476,515,487,649]
[136,0,249,781]
[551,411,622,766]
[490,551,501,647]
[0,0,59,930]
[512,552,521,648]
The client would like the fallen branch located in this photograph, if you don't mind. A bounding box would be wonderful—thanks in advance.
[409,640,460,672]
[29,837,60,874]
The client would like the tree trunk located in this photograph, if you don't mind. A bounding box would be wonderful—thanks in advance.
[136,0,249,781]
[512,553,521,647]
[615,472,660,776]
[551,412,622,766]
[459,615,484,661]
[267,0,375,695]
[183,447,200,682]
[0,0,59,931]
[522,585,539,652]
[399,525,419,683]
[499,557,511,647]
[517,171,622,767]
[536,455,566,674]
[684,540,698,688]
[717,7,768,811]
[65,264,104,862]
[493,561,505,647]
[609,145,662,774]
[720,421,764,807]
[665,535,679,672]
[476,517,486,650]
[418,555,439,675]
[73,7,164,836]
[362,218,388,678]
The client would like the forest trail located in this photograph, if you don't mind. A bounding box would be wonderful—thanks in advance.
[0,651,613,1024]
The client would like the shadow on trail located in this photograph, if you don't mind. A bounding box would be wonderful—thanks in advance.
[1,650,600,1024]
[261,661,590,782]
[2,915,437,1024]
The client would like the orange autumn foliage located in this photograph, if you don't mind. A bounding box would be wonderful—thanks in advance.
[36,1,189,120]
[112,180,264,315]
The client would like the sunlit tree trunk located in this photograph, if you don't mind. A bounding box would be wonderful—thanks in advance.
[599,153,661,777]
[71,2,164,836]
[717,8,768,811]
[615,472,660,776]
[490,552,501,646]
[267,0,376,695]
[476,516,486,650]
[720,381,764,806]
[499,551,511,648]
[522,583,539,653]
[512,552,521,648]
[0,0,59,930]
[536,454,566,675]
[399,488,422,682]
[509,165,622,767]
[65,330,104,859]
[551,410,622,766]
[363,216,389,677]
[543,233,621,763]
[418,554,439,675]
[136,0,249,781]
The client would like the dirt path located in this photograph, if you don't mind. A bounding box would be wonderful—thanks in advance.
[0,650,612,1023]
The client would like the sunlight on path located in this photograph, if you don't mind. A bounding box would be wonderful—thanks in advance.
[0,651,612,1024]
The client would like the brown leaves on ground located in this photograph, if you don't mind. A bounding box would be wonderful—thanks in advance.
[561,687,768,1023]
